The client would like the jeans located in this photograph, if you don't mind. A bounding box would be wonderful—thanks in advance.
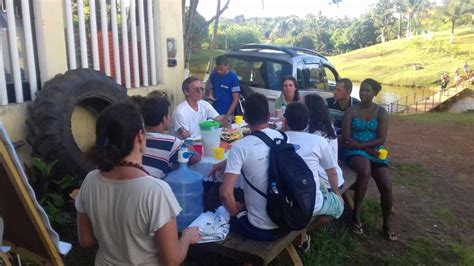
[229,211,287,241]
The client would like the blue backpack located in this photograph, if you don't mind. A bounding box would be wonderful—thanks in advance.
[242,131,316,231]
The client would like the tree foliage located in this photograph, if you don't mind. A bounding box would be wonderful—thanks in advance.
[186,0,473,56]
[186,10,209,48]
[216,24,262,50]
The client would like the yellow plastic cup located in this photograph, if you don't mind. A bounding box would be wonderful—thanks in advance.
[234,115,243,125]
[378,148,388,160]
[213,147,225,160]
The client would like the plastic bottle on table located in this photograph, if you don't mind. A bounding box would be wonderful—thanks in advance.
[164,149,204,231]
[280,105,286,118]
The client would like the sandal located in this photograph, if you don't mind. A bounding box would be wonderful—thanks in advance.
[297,235,311,253]
[352,223,364,235]
[381,229,399,241]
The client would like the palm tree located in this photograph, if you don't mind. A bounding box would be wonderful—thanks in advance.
[403,0,427,38]
[371,0,396,43]
[443,0,472,43]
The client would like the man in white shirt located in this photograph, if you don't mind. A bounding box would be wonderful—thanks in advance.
[283,102,344,220]
[172,76,227,139]
[218,93,287,241]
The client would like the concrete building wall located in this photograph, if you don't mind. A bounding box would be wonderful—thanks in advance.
[0,0,185,163]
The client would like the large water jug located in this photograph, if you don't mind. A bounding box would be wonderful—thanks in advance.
[199,120,220,156]
[165,149,204,231]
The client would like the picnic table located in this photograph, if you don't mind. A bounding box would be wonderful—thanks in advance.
[189,152,357,266]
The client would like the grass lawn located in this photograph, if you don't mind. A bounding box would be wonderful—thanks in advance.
[301,159,474,266]
[329,26,474,88]
[300,112,474,265]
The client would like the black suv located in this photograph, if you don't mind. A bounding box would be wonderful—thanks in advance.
[225,44,340,113]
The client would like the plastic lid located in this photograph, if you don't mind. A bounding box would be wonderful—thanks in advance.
[199,120,220,130]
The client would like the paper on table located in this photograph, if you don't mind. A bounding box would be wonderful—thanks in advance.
[188,206,230,243]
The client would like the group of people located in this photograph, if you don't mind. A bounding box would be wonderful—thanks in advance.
[74,56,244,265]
[441,61,472,92]
[74,55,397,264]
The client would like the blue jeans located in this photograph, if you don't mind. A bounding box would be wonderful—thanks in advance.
[229,211,287,241]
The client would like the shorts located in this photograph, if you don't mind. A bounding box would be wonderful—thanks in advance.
[313,191,344,219]
[328,184,344,193]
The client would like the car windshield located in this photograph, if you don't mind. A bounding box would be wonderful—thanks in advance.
[229,57,292,91]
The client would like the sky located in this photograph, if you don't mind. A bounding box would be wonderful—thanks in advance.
[196,0,380,20]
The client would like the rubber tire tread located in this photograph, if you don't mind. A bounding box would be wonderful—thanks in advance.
[26,69,128,177]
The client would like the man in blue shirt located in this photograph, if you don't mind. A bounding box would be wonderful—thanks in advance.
[206,55,241,121]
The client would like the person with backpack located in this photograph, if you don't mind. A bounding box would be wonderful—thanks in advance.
[218,93,291,241]
[284,102,343,215]
[283,102,344,250]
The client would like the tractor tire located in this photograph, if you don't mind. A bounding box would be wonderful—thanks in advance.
[26,69,128,177]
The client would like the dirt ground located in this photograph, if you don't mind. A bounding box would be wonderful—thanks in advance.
[362,115,474,258]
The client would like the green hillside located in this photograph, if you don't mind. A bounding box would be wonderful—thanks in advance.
[329,27,474,87]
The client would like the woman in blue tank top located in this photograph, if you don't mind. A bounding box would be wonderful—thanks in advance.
[342,78,397,241]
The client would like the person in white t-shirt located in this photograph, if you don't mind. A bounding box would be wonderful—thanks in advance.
[75,103,200,265]
[304,94,345,191]
[219,93,288,241]
[141,96,201,178]
[172,76,227,139]
[283,102,344,251]
[283,102,343,216]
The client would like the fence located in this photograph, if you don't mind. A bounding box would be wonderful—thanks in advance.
[386,86,464,114]
[0,0,162,106]
[386,88,430,114]
[0,0,38,105]
[64,0,159,88]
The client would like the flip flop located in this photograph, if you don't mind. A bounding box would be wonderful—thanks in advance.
[352,223,364,235]
[381,229,399,241]
[297,234,311,253]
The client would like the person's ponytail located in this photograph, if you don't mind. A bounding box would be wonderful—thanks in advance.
[86,102,144,172]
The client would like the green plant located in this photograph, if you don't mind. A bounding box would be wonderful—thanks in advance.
[31,158,80,229]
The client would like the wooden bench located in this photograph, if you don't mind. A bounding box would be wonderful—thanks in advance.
[191,165,357,266]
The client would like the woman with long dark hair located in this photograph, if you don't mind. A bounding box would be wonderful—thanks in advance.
[275,76,300,118]
[342,78,397,241]
[304,94,344,191]
[75,102,200,265]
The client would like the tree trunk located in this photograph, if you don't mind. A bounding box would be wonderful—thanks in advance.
[184,0,199,70]
[398,13,402,39]
[206,0,222,74]
[381,26,386,43]
[406,14,412,39]
[450,19,455,44]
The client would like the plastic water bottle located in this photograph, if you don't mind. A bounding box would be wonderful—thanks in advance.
[280,105,286,118]
[164,149,204,231]
[271,182,279,194]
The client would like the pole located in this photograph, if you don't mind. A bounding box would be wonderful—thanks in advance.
[405,96,408,114]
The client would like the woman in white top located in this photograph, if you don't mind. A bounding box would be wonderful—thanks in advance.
[76,102,200,265]
[304,94,345,191]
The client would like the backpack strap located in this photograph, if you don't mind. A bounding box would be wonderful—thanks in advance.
[242,129,286,199]
[252,130,275,148]
[241,171,267,199]
[252,130,287,146]
[277,130,288,144]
